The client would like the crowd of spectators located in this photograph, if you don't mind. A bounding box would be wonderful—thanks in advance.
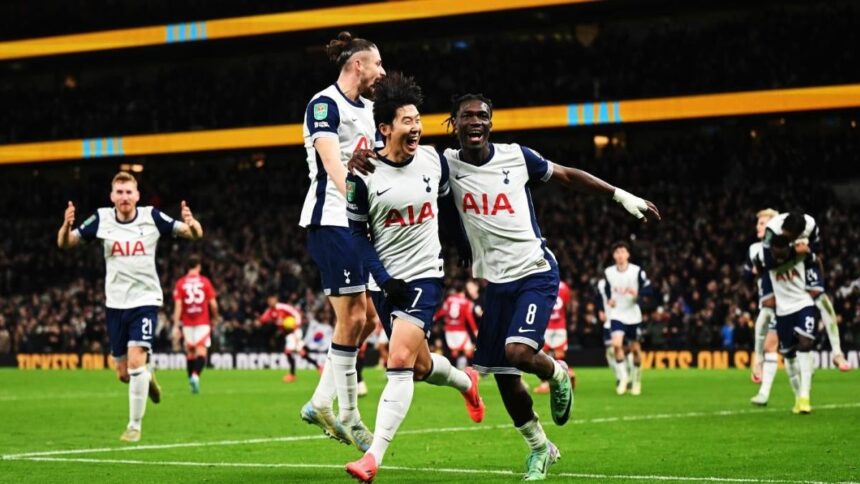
[1,126,858,358]
[1,2,858,143]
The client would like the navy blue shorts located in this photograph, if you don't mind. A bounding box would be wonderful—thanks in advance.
[776,305,817,358]
[610,320,643,344]
[602,326,612,346]
[377,278,443,339]
[106,306,158,359]
[307,226,368,296]
[474,266,559,375]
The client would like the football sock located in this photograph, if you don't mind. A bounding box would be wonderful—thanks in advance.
[311,348,337,409]
[331,343,360,424]
[759,352,778,398]
[516,415,548,452]
[549,359,567,388]
[797,351,813,399]
[286,353,296,376]
[194,356,206,376]
[785,357,801,397]
[425,353,471,392]
[368,369,415,465]
[754,307,774,361]
[626,353,635,380]
[631,362,641,385]
[605,347,616,372]
[816,295,843,357]
[186,356,194,378]
[128,366,150,431]
[614,357,628,383]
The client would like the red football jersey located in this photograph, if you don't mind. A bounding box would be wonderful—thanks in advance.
[173,274,217,327]
[259,303,303,331]
[434,293,477,335]
[547,281,571,330]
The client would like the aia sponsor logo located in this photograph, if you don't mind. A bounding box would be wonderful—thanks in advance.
[461,193,514,215]
[384,202,435,227]
[110,240,146,256]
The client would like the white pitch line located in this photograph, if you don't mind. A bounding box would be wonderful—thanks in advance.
[5,456,857,484]
[3,402,859,460]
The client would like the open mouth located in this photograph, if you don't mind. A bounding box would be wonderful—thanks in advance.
[466,129,483,144]
[405,133,420,150]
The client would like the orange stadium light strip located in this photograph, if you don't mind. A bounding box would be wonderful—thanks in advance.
[0,0,593,61]
[1,83,859,165]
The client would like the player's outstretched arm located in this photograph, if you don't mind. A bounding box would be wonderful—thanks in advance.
[550,164,661,222]
[315,137,350,196]
[174,201,204,240]
[57,201,81,249]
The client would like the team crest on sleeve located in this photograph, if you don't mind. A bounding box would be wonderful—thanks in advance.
[346,180,356,203]
[313,102,328,121]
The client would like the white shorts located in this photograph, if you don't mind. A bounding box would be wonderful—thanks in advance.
[182,325,211,348]
[543,329,568,351]
[285,329,303,353]
[445,330,473,352]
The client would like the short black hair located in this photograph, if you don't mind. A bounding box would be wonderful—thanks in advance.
[611,241,630,253]
[444,93,494,133]
[783,211,806,237]
[325,31,377,69]
[187,254,201,271]
[771,234,791,250]
[373,72,423,126]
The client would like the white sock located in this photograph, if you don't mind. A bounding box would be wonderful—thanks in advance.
[311,349,337,409]
[631,362,641,385]
[368,369,415,465]
[330,344,360,424]
[785,357,801,397]
[614,356,628,383]
[605,347,616,371]
[758,353,778,398]
[456,355,468,370]
[797,351,813,399]
[128,366,150,431]
[425,353,471,392]
[548,359,567,387]
[516,415,548,452]
[816,295,842,356]
[754,307,774,360]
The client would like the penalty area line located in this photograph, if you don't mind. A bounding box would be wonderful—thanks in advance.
[4,456,856,484]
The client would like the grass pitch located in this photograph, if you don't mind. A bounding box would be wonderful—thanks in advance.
[1,367,858,483]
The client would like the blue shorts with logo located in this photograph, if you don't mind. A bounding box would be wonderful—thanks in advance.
[307,226,368,296]
[106,306,158,359]
[377,278,443,340]
[758,273,774,303]
[776,305,818,358]
[610,320,643,344]
[474,265,560,375]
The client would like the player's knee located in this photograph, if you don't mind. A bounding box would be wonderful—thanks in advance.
[505,344,535,369]
[413,360,431,381]
[761,298,775,309]
[386,349,413,369]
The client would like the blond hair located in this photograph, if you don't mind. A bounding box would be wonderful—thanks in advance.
[111,171,137,187]
[756,208,778,220]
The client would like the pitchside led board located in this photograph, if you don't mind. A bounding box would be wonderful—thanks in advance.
[8,349,857,371]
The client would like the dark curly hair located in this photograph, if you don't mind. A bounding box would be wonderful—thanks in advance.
[444,93,493,133]
[325,31,377,69]
[373,72,423,126]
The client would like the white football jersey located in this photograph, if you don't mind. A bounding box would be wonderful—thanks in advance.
[300,84,377,228]
[346,145,448,282]
[597,278,611,329]
[444,143,555,284]
[763,213,819,251]
[766,258,814,316]
[74,206,176,309]
[602,263,649,325]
